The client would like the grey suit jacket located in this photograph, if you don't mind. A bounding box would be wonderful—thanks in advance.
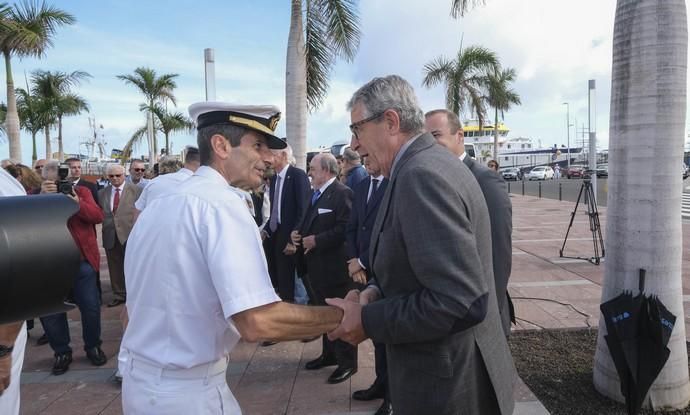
[464,156,514,336]
[98,183,142,249]
[361,133,516,415]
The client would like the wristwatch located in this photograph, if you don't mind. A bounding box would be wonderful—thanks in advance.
[0,344,13,358]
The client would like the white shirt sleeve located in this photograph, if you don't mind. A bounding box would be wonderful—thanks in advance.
[199,197,279,319]
[134,186,149,211]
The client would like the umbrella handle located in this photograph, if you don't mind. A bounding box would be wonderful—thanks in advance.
[639,269,646,294]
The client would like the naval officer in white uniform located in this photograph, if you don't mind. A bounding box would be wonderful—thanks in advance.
[121,103,344,414]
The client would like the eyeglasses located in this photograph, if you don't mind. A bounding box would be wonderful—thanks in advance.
[349,111,385,140]
[34,165,44,170]
[132,168,145,172]
[108,174,123,178]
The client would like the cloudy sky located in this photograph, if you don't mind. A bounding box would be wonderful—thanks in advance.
[0,0,686,165]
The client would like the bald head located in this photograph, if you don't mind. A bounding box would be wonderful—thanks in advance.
[309,153,339,189]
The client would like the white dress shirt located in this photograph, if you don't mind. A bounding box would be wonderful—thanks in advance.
[135,168,194,211]
[110,184,125,212]
[274,164,289,224]
[122,166,279,370]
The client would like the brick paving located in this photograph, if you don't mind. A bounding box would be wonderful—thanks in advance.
[15,192,690,414]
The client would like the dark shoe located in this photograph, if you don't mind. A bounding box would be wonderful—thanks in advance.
[260,341,277,347]
[85,346,107,366]
[36,333,49,346]
[305,355,337,370]
[107,299,125,307]
[301,335,319,343]
[52,352,72,376]
[327,366,357,384]
[374,400,393,415]
[352,383,385,401]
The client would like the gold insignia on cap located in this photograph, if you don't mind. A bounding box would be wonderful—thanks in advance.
[228,115,275,136]
[268,113,281,131]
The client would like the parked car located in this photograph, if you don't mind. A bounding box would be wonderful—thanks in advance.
[596,164,608,178]
[500,167,522,181]
[525,166,554,180]
[565,165,585,179]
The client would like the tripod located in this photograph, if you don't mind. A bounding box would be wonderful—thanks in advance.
[559,176,605,265]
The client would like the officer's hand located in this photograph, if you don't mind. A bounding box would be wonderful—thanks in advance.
[260,230,268,241]
[351,270,367,285]
[0,353,11,395]
[66,189,79,204]
[283,243,297,256]
[40,180,57,194]
[302,235,316,254]
[359,286,381,305]
[347,258,363,277]
[290,230,302,246]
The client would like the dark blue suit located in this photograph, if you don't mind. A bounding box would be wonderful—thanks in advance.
[345,165,368,190]
[346,176,389,397]
[265,165,310,301]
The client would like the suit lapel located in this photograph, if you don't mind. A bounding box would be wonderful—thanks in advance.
[364,180,386,218]
[305,180,335,231]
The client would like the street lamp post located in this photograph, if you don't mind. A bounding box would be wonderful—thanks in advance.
[562,102,571,169]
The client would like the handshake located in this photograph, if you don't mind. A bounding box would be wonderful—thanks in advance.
[324,286,381,346]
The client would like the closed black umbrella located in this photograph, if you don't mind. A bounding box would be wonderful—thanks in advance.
[599,269,676,415]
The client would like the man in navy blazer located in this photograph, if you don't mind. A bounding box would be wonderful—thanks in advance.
[263,144,310,302]
[345,156,391,415]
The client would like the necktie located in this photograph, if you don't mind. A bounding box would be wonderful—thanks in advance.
[269,175,281,232]
[368,178,379,203]
[311,189,321,206]
[113,188,120,213]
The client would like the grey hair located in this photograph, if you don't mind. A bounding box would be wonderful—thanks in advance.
[272,142,294,162]
[158,156,183,175]
[42,160,60,179]
[319,153,339,176]
[347,75,425,134]
[342,147,360,162]
[106,163,125,175]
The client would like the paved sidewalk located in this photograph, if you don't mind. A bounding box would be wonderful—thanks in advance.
[16,193,690,414]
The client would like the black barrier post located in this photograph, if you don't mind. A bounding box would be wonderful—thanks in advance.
[538,181,542,198]
[559,183,562,201]
[522,180,525,195]
[507,182,511,193]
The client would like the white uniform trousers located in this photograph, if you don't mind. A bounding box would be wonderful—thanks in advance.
[122,354,241,414]
[0,323,27,415]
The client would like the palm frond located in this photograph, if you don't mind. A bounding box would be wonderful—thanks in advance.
[4,1,75,58]
[305,0,333,111]
[319,0,360,61]
[121,125,149,162]
[450,0,485,18]
[422,56,454,88]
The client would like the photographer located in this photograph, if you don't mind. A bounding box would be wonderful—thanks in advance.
[39,160,107,375]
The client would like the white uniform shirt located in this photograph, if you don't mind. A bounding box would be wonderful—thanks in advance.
[122,166,280,369]
[134,168,194,211]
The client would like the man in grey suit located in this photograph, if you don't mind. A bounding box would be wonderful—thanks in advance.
[99,163,142,307]
[425,109,515,336]
[327,75,516,415]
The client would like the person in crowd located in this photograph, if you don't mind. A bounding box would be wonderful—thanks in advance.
[126,159,149,189]
[98,164,142,307]
[120,102,344,414]
[487,159,500,171]
[345,155,391,415]
[327,75,516,415]
[33,159,46,176]
[1,159,17,169]
[0,168,28,415]
[426,109,515,336]
[65,157,99,203]
[39,160,107,376]
[3,164,19,178]
[13,164,42,193]
[292,153,357,384]
[341,147,368,189]
[263,143,310,303]
[134,149,200,213]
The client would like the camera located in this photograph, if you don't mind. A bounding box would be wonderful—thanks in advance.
[56,164,73,195]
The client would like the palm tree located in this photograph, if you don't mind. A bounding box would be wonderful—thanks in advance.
[121,105,192,161]
[592,0,690,409]
[422,45,498,127]
[0,1,74,161]
[117,67,178,162]
[286,0,360,169]
[484,68,520,159]
[31,70,91,160]
[16,87,49,163]
[450,0,485,17]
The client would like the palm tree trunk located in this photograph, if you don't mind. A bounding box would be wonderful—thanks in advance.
[593,0,690,410]
[4,52,21,162]
[31,131,37,164]
[165,132,170,156]
[57,115,64,161]
[285,0,308,170]
[493,107,499,160]
[44,126,51,159]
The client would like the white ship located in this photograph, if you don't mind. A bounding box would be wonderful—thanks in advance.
[462,120,584,169]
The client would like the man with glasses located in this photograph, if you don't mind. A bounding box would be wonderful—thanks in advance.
[98,164,142,307]
[126,159,149,189]
[33,159,46,174]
